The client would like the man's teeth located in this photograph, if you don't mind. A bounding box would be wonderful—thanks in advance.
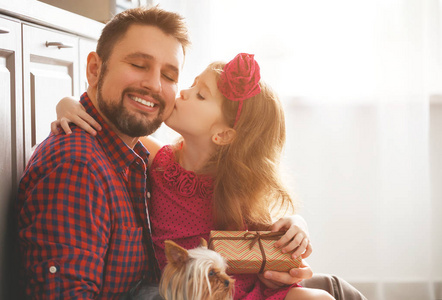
[131,96,155,107]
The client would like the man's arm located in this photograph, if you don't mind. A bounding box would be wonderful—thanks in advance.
[17,161,109,299]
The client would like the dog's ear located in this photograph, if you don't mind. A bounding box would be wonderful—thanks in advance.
[164,240,189,267]
[199,238,208,248]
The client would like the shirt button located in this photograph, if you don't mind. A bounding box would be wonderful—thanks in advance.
[147,192,151,198]
[49,266,57,274]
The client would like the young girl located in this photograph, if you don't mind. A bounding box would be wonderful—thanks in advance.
[53,53,333,300]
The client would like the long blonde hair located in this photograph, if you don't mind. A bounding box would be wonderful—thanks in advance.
[206,62,295,230]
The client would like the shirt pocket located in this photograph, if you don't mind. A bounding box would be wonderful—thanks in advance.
[102,226,147,295]
[28,260,61,300]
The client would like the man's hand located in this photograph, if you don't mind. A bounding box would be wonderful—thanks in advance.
[258,260,313,289]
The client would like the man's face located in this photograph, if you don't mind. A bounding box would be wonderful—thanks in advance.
[96,24,184,138]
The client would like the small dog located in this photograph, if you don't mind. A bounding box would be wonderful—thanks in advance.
[160,238,234,300]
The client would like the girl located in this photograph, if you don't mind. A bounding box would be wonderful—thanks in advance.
[52,53,333,300]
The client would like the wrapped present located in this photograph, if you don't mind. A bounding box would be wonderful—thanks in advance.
[208,230,302,274]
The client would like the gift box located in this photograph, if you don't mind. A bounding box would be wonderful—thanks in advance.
[208,230,302,274]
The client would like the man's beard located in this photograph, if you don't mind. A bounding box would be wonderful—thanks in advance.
[96,66,165,137]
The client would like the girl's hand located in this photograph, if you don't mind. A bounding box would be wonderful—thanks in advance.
[258,259,313,289]
[51,97,101,136]
[271,215,313,259]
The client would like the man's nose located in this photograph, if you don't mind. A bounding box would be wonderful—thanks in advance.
[141,68,162,94]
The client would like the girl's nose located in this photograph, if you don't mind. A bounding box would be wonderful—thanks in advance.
[179,88,189,100]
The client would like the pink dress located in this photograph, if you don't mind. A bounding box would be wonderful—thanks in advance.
[149,145,296,299]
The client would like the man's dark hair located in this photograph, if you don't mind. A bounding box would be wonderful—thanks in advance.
[96,5,190,64]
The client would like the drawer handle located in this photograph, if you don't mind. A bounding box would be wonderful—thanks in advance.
[0,27,10,34]
[45,41,73,49]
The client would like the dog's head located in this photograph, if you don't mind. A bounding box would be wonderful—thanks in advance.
[160,238,234,300]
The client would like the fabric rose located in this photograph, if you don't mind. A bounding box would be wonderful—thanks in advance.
[163,163,181,183]
[176,172,198,197]
[217,53,261,102]
[198,178,214,199]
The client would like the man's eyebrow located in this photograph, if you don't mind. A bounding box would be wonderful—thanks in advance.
[125,52,180,74]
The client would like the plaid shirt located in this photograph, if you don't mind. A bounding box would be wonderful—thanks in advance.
[17,93,156,299]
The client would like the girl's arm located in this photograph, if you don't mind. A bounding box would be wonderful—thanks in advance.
[51,97,102,136]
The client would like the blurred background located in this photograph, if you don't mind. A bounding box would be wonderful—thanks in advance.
[26,0,442,299]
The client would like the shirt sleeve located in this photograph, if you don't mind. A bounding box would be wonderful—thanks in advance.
[18,160,110,299]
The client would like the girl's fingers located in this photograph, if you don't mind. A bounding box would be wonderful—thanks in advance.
[291,238,309,259]
[51,120,61,134]
[78,110,102,131]
[301,242,313,259]
[60,119,72,135]
[270,217,287,232]
[274,225,302,248]
[73,116,97,136]
[281,232,304,253]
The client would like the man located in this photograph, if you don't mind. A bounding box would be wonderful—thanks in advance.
[17,6,189,299]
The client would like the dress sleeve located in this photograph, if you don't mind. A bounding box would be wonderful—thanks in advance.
[18,160,110,299]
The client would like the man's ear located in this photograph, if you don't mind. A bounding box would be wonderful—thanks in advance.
[212,128,236,145]
[86,52,102,88]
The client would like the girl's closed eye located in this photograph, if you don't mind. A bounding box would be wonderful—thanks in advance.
[197,93,205,100]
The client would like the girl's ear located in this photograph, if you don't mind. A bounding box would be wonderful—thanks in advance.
[86,52,102,88]
[212,128,236,145]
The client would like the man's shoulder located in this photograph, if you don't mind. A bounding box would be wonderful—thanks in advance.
[29,129,105,168]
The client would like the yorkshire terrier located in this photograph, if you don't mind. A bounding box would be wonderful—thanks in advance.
[160,238,234,300]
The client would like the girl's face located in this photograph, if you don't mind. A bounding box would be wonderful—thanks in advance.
[165,68,230,139]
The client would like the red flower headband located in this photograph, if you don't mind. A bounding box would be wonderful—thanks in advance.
[217,53,261,126]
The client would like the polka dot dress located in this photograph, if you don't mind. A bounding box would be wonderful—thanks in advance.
[149,145,297,299]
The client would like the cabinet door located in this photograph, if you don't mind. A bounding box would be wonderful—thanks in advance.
[22,24,79,162]
[0,15,23,300]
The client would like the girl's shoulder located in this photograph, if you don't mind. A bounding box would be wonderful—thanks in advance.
[139,136,168,168]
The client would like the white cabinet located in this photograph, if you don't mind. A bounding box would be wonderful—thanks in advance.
[0,15,22,300]
[22,24,80,161]
[0,7,102,298]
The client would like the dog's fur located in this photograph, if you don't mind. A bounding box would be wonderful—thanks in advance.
[160,238,234,300]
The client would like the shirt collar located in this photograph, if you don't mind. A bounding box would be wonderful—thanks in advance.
[80,92,149,173]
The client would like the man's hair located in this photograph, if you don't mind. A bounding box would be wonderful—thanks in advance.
[96,5,190,65]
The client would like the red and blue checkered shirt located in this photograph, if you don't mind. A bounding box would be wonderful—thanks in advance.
[17,93,157,299]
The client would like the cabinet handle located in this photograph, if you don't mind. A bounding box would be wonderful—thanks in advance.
[45,41,73,49]
[0,27,10,34]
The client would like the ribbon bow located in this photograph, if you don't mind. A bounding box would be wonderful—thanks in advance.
[243,231,284,250]
[217,53,261,126]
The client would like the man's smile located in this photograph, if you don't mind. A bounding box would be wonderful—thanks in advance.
[129,95,157,108]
